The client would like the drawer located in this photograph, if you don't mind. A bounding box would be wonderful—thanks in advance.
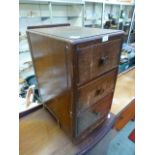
[77,39,122,84]
[76,93,113,136]
[77,69,117,114]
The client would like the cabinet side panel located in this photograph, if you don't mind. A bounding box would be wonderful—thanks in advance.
[27,32,68,102]
[27,32,73,136]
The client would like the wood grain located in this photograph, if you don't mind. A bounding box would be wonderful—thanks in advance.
[19,109,78,155]
[77,69,117,114]
[114,99,135,130]
[77,39,122,84]
[20,109,116,155]
[44,91,73,137]
[111,68,135,115]
[77,93,113,136]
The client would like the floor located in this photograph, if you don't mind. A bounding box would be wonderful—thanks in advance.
[85,121,135,155]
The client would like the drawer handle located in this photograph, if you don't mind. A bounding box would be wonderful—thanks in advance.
[95,89,101,96]
[95,88,104,96]
[99,56,109,65]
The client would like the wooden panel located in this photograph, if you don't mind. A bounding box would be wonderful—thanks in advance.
[44,91,73,137]
[77,39,122,84]
[114,99,135,130]
[27,30,74,138]
[27,32,69,102]
[77,93,113,136]
[111,68,135,115]
[77,69,117,114]
[29,26,124,42]
[19,108,115,155]
[19,109,78,155]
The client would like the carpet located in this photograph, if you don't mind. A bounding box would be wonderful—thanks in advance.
[107,121,135,155]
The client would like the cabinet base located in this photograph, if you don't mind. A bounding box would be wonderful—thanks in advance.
[76,113,116,155]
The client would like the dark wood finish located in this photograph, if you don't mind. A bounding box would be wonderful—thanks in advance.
[27,32,74,137]
[77,39,122,84]
[76,113,116,155]
[76,93,113,136]
[114,99,135,130]
[44,91,73,137]
[77,69,117,114]
[27,26,124,141]
[27,33,70,102]
[27,23,70,29]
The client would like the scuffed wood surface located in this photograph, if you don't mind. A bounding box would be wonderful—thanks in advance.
[111,68,135,115]
[19,109,77,155]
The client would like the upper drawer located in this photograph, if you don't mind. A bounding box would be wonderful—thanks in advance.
[77,39,122,85]
[77,68,117,115]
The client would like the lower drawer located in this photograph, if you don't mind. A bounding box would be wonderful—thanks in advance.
[76,93,113,136]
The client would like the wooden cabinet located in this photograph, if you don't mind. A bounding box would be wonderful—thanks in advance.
[27,26,124,142]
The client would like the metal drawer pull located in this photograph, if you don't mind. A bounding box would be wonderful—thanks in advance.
[99,56,109,65]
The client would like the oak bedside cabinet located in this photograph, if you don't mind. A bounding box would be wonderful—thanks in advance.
[27,26,124,142]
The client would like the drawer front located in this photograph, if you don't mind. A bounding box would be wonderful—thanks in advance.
[76,93,113,136]
[77,39,122,84]
[77,69,117,114]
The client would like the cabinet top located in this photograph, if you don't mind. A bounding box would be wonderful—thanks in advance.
[27,26,124,44]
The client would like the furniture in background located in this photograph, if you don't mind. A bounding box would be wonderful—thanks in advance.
[27,23,70,29]
[111,68,135,130]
